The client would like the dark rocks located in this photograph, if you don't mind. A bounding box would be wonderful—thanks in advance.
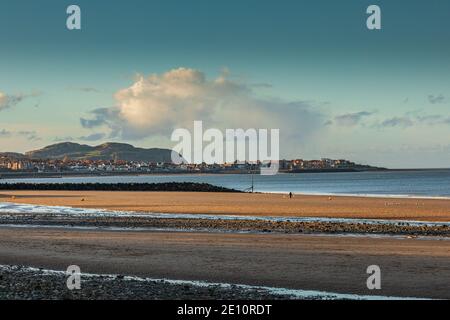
[0,182,240,193]
[0,265,295,300]
[1,213,449,237]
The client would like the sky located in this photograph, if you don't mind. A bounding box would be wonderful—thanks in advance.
[0,0,450,168]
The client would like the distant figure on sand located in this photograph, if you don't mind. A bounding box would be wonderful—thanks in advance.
[289,192,293,199]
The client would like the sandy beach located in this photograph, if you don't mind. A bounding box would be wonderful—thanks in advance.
[1,190,450,221]
[1,190,449,299]
[0,227,449,299]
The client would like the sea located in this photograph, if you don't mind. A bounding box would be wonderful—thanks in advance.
[1,169,450,199]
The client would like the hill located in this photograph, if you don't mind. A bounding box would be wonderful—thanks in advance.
[24,142,175,162]
[0,152,27,159]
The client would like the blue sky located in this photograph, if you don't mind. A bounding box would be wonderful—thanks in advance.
[1,0,450,168]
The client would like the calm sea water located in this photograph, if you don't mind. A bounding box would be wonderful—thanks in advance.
[1,170,450,198]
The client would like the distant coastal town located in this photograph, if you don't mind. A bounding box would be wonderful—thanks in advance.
[0,155,384,178]
[0,142,385,178]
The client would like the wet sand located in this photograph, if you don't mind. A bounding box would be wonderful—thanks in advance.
[1,190,449,299]
[1,190,450,221]
[0,226,449,299]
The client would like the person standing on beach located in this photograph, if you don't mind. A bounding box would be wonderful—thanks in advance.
[289,192,293,199]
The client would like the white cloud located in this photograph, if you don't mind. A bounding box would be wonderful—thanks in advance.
[80,68,325,147]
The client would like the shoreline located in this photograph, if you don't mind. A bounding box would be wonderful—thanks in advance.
[3,167,450,181]
[2,185,450,200]
[1,172,450,200]
[1,202,449,238]
[262,191,450,200]
[0,168,390,180]
[2,190,450,221]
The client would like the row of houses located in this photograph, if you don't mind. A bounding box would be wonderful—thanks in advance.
[0,158,34,171]
[0,156,362,173]
[279,158,356,170]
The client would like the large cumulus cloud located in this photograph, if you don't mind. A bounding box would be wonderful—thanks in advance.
[80,68,325,146]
